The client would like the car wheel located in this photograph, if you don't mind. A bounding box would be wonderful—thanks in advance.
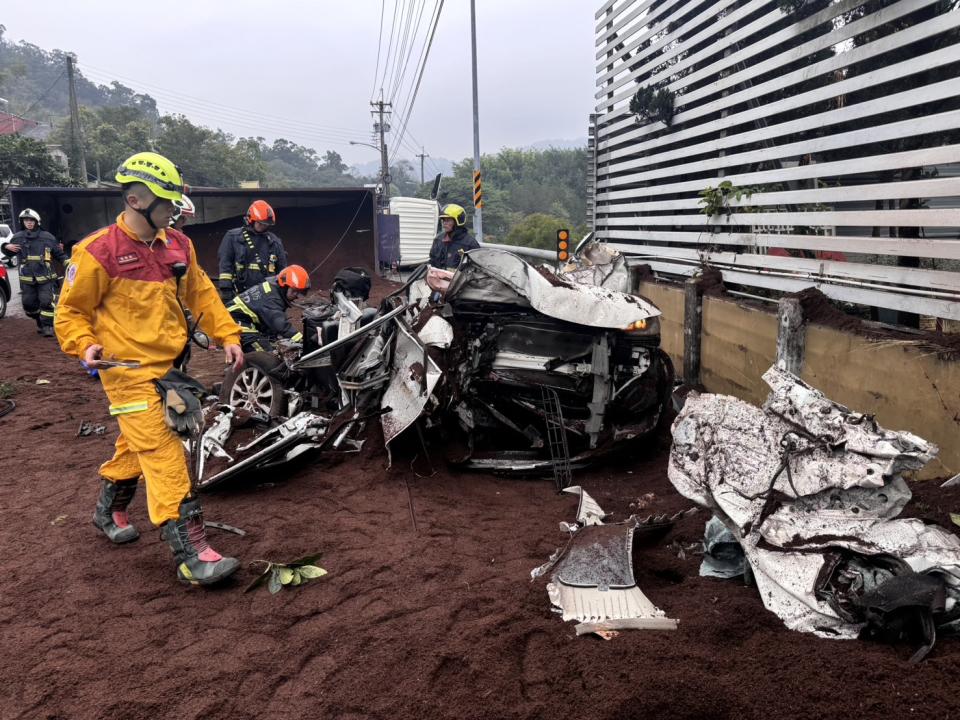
[220,353,286,417]
[9,256,18,268]
[0,290,6,319]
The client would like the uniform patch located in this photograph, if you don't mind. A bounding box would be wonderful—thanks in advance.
[65,264,78,286]
[117,252,140,265]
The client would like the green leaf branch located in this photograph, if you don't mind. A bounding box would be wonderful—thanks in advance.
[245,553,328,594]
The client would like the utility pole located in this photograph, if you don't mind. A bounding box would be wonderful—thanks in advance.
[416,147,429,185]
[65,53,88,185]
[469,0,483,242]
[371,99,392,209]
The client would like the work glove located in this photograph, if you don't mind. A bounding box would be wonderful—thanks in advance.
[154,369,208,437]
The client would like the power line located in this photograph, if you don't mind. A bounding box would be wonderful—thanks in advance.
[17,70,65,118]
[389,0,429,103]
[387,0,413,100]
[379,0,402,96]
[79,64,368,141]
[370,0,387,101]
[390,0,438,127]
[391,0,444,164]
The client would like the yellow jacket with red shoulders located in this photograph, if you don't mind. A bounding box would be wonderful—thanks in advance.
[55,214,241,391]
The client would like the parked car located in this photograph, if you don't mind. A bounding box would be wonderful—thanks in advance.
[0,224,16,269]
[0,263,11,318]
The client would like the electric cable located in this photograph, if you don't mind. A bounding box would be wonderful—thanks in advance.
[390,0,444,163]
[78,64,368,141]
[306,193,370,277]
[17,69,66,118]
[379,0,402,96]
[370,0,387,101]
[389,0,439,141]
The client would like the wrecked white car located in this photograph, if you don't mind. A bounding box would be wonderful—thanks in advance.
[669,365,960,661]
[200,247,673,488]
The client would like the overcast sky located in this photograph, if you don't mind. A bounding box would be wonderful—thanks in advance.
[2,1,598,170]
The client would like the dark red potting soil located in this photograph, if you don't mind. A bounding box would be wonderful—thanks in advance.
[2,305,960,719]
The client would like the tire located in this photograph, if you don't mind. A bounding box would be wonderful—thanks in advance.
[220,352,287,417]
[0,289,6,319]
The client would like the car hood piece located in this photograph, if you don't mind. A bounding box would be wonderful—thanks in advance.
[447,248,660,329]
[536,486,679,635]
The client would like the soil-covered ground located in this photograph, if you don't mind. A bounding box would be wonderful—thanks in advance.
[2,288,960,719]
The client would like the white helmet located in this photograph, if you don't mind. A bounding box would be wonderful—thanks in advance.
[19,208,41,224]
[170,195,196,226]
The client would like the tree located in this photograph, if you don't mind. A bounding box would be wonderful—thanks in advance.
[0,133,72,196]
[502,213,577,251]
[156,114,262,187]
[52,105,154,181]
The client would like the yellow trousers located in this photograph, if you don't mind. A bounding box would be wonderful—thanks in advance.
[98,390,190,525]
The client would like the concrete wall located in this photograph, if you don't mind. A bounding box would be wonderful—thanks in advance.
[639,280,960,479]
[637,282,683,368]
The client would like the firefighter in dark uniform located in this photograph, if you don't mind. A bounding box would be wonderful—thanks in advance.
[428,203,479,270]
[1,208,67,336]
[217,199,288,302]
[226,264,310,352]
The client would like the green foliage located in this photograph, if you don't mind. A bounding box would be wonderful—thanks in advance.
[629,85,676,126]
[502,213,586,251]
[0,27,158,120]
[698,180,757,218]
[0,382,15,399]
[245,554,328,594]
[155,114,262,187]
[0,133,72,196]
[438,147,587,243]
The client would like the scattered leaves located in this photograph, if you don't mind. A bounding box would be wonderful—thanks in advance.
[245,553,328,594]
[35,379,51,385]
[0,382,15,398]
[50,514,68,526]
[950,513,960,529]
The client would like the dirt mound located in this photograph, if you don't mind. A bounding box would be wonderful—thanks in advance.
[2,313,960,719]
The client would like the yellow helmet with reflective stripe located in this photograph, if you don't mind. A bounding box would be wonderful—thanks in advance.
[439,203,466,227]
[115,152,185,201]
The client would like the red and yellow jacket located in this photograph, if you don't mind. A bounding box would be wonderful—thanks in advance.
[56,214,241,391]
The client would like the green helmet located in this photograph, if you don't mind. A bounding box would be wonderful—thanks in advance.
[115,152,185,201]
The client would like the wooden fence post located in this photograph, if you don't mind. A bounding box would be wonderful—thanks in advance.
[776,297,806,375]
[683,278,703,385]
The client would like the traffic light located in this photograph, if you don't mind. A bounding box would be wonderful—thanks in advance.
[557,228,570,263]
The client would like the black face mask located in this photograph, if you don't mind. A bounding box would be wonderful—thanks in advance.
[133,196,166,231]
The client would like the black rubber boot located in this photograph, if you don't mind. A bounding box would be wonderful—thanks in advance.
[161,498,239,586]
[40,325,55,337]
[92,478,140,544]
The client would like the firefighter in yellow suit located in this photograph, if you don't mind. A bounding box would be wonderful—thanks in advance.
[56,151,245,586]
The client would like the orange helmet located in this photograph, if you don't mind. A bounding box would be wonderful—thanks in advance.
[246,200,276,226]
[277,264,311,291]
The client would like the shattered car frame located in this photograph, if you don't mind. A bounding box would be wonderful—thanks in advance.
[199,245,674,487]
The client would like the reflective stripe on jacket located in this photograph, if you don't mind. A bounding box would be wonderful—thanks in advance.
[217,226,288,294]
[55,214,241,391]
[226,277,300,341]
[2,229,66,283]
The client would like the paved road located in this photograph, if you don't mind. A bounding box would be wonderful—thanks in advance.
[5,267,23,318]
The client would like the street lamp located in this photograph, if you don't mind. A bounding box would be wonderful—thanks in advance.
[349,140,391,210]
[349,140,380,152]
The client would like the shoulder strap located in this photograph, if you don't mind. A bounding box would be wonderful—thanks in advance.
[241,229,265,268]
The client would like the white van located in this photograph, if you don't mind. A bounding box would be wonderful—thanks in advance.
[388,197,438,268]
